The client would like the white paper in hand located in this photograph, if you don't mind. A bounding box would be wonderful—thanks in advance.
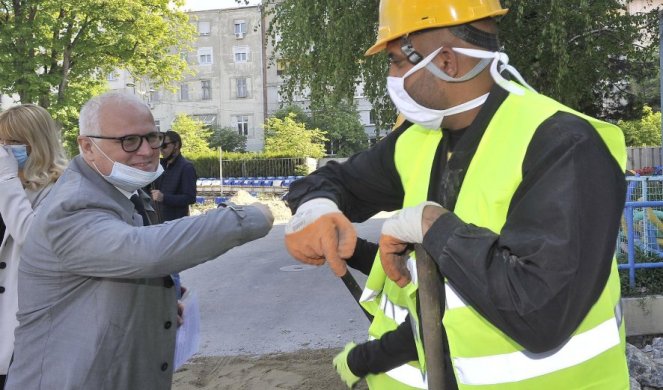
[174,289,201,370]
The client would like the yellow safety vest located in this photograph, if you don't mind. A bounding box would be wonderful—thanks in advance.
[360,84,629,389]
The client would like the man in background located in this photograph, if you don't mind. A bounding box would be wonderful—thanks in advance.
[150,130,197,224]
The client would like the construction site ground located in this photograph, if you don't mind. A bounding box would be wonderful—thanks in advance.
[174,192,384,389]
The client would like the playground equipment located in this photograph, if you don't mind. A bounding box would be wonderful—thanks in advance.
[619,175,663,287]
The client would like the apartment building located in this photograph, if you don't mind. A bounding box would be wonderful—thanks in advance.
[109,6,266,151]
[105,4,396,152]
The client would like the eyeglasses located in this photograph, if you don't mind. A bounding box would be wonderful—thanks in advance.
[87,132,164,153]
[161,142,174,149]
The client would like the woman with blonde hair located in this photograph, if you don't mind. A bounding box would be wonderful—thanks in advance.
[0,104,67,388]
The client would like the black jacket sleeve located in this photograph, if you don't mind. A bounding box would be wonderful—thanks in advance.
[422,112,626,353]
[285,124,408,221]
[347,315,418,376]
[346,238,379,275]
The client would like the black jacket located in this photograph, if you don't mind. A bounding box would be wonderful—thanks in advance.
[151,154,197,222]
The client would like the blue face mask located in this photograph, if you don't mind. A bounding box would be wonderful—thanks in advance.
[5,144,28,168]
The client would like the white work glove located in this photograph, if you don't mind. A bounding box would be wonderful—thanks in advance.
[379,201,443,287]
[284,198,356,276]
[0,146,19,182]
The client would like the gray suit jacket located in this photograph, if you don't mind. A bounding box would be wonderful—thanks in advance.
[6,156,272,390]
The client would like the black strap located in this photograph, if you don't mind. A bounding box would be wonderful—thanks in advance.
[130,194,150,226]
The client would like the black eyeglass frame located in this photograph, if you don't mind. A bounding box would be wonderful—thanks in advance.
[87,132,164,153]
[160,141,175,149]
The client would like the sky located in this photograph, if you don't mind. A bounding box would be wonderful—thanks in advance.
[183,0,261,11]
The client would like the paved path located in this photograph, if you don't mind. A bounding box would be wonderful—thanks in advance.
[180,217,385,357]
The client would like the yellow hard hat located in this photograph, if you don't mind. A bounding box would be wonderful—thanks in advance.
[365,0,508,56]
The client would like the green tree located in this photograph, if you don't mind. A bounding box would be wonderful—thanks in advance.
[208,126,247,152]
[171,114,213,155]
[310,99,368,157]
[618,105,661,147]
[265,0,659,125]
[264,113,328,158]
[500,0,659,119]
[0,0,195,154]
[272,104,314,129]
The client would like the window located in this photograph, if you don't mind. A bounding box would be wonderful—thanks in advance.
[369,109,377,125]
[193,114,217,127]
[236,78,247,98]
[155,120,161,132]
[201,80,212,100]
[233,46,249,63]
[198,21,211,36]
[180,84,189,101]
[234,115,249,136]
[276,60,287,76]
[234,20,246,38]
[107,71,118,81]
[198,47,213,65]
[151,89,160,103]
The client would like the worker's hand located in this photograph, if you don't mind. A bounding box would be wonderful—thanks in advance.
[380,202,446,287]
[151,189,164,202]
[284,198,356,277]
[333,342,360,388]
[0,146,19,182]
[176,286,187,327]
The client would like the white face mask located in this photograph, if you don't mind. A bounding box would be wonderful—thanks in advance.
[387,48,489,130]
[89,139,163,192]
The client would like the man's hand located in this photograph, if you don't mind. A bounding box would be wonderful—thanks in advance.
[151,189,164,202]
[284,198,356,277]
[333,342,360,388]
[379,201,447,287]
[0,146,19,182]
[177,286,188,327]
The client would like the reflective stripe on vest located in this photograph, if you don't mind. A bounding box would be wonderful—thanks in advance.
[454,315,621,385]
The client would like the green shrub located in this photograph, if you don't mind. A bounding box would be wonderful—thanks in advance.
[186,150,310,178]
[618,249,663,296]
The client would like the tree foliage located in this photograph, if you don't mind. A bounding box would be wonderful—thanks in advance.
[264,113,328,158]
[0,0,195,154]
[500,0,659,119]
[273,101,368,156]
[208,126,247,152]
[265,0,659,126]
[171,114,213,155]
[618,105,661,147]
[309,98,368,157]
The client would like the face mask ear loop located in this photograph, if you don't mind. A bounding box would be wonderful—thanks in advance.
[499,62,537,93]
[425,58,492,83]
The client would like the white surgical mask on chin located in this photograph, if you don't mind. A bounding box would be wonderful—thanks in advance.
[387,47,489,130]
[89,139,163,192]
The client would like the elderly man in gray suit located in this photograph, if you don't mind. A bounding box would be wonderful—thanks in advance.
[5,92,274,390]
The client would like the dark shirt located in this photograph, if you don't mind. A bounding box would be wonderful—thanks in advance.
[152,154,197,222]
[285,84,626,385]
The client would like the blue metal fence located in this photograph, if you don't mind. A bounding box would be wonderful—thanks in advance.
[618,176,663,288]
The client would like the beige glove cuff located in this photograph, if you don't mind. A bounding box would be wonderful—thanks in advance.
[381,201,441,244]
[285,198,340,234]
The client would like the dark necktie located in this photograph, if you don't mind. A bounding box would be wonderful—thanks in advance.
[130,194,150,226]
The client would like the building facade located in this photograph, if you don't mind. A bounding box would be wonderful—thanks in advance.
[109,6,266,151]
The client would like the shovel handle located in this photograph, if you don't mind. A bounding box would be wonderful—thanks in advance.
[340,271,374,322]
[415,244,445,390]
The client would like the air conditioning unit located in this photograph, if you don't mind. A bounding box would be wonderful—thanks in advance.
[235,32,244,39]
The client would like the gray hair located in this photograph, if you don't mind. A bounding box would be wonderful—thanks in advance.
[79,92,151,136]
